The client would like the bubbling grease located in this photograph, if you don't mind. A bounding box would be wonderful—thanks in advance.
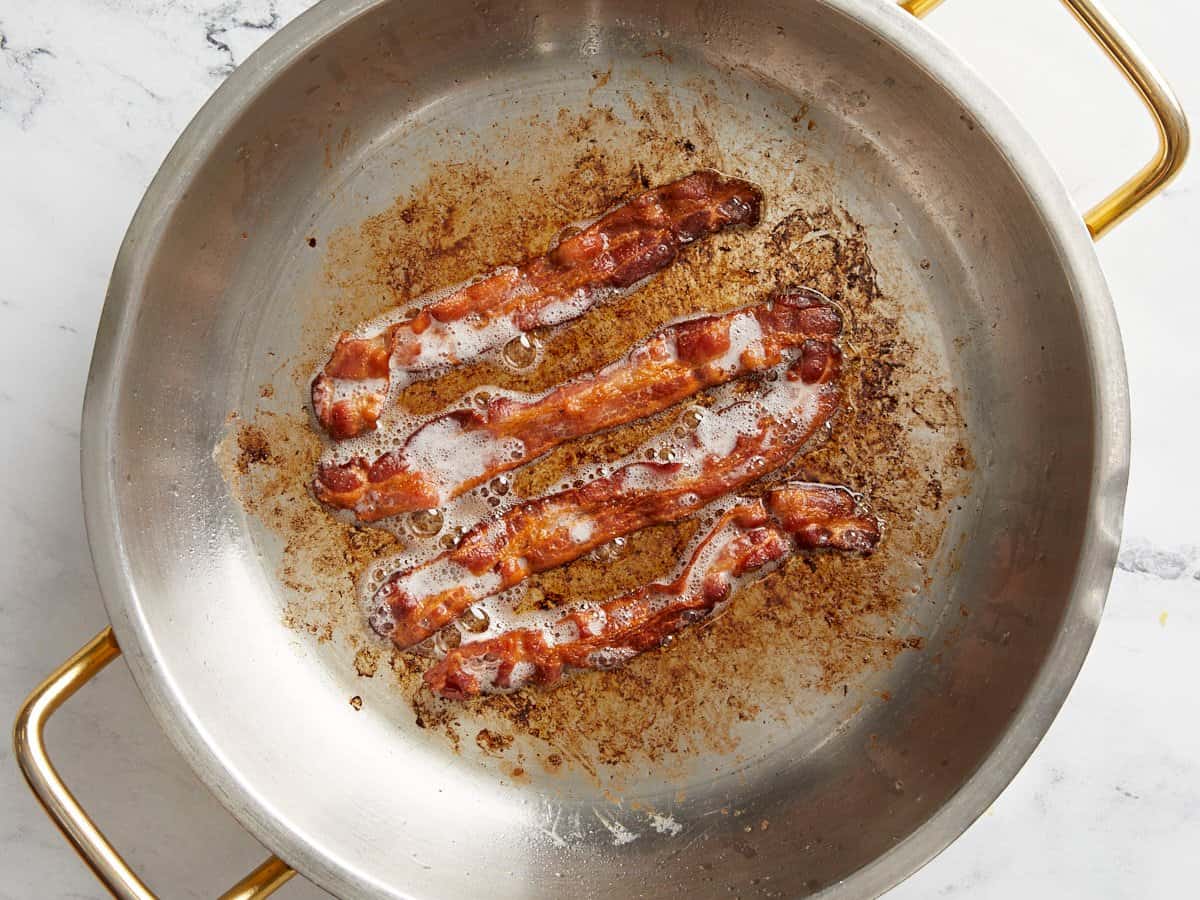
[358,349,831,663]
[312,207,629,469]
[312,238,841,681]
[435,504,808,695]
[316,294,798,513]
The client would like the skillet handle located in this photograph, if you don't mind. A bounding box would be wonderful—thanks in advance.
[900,0,1189,239]
[12,627,296,900]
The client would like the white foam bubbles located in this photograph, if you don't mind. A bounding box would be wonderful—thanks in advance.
[352,315,837,687]
[716,311,764,374]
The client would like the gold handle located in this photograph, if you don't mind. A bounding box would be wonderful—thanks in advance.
[12,627,296,900]
[901,0,1189,239]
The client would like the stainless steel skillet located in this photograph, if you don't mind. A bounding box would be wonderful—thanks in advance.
[14,0,1187,897]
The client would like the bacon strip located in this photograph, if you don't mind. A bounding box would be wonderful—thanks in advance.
[312,170,763,439]
[424,484,880,698]
[370,342,842,649]
[315,289,841,520]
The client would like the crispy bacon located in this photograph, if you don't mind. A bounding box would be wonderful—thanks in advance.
[370,342,842,649]
[312,170,763,439]
[314,289,841,520]
[424,484,880,698]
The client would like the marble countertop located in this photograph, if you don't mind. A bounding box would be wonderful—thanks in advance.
[1,1,1196,897]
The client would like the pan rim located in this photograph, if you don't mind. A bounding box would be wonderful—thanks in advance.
[79,0,1129,896]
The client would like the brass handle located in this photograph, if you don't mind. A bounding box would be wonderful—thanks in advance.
[901,0,1189,239]
[12,627,296,900]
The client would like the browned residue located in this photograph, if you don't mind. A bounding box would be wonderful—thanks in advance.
[218,89,972,782]
[476,728,515,754]
[217,410,399,645]
[354,647,379,678]
[234,423,271,473]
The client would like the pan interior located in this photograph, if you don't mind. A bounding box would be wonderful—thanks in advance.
[94,1,1102,896]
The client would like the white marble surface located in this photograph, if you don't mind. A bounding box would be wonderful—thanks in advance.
[0,0,1196,897]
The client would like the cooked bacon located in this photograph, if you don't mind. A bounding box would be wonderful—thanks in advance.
[370,342,842,649]
[424,483,880,698]
[314,289,841,520]
[312,170,763,439]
